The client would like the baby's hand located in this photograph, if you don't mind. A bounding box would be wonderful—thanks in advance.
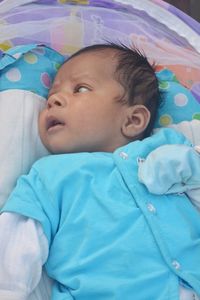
[138,144,200,195]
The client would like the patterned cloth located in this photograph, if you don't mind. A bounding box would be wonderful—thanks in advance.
[155,68,200,128]
[0,44,65,98]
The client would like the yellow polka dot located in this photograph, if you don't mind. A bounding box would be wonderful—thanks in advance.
[58,0,67,3]
[24,53,38,64]
[0,20,13,51]
[0,40,13,51]
[159,114,172,126]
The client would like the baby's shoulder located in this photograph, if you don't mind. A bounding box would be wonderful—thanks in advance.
[32,152,112,177]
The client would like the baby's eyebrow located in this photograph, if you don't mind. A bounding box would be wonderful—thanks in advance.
[51,80,60,88]
[70,70,97,80]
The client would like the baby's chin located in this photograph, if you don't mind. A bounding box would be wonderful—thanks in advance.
[44,142,77,155]
[39,135,66,154]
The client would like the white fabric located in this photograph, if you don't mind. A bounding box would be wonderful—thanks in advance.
[138,144,200,191]
[115,0,200,54]
[155,120,200,212]
[0,89,51,299]
[0,90,49,209]
[0,212,49,300]
[180,285,200,300]
[168,120,200,212]
[168,120,200,147]
[0,0,34,14]
[29,270,52,300]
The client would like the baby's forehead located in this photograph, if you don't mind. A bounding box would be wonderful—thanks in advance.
[71,48,118,63]
[57,49,119,79]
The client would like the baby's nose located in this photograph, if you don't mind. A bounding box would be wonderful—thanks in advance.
[47,95,65,108]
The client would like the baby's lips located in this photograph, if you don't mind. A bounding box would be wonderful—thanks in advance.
[46,115,64,131]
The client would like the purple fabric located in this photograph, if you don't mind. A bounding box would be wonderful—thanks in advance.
[3,0,195,48]
[35,0,125,10]
[168,5,200,35]
[22,0,200,36]
[151,0,200,35]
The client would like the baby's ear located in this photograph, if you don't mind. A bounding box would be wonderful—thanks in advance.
[121,105,150,139]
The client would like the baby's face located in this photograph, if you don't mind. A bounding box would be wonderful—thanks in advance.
[39,50,128,154]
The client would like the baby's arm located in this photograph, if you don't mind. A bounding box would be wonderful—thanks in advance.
[0,212,48,300]
[138,144,200,212]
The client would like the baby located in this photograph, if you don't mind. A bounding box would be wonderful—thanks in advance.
[0,43,199,300]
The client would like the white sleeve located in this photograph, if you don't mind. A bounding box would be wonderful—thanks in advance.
[0,212,49,300]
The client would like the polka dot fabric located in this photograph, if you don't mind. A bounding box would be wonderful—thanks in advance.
[155,68,200,128]
[0,44,65,98]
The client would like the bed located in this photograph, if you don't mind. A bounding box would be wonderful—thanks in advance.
[0,0,199,299]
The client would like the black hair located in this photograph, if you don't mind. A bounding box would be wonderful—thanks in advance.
[68,43,161,138]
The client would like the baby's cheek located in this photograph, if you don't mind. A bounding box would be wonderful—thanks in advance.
[38,111,46,136]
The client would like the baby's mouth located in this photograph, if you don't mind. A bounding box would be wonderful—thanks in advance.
[46,116,65,132]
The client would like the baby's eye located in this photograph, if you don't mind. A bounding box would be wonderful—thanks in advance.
[75,86,90,93]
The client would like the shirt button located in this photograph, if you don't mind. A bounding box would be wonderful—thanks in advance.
[119,151,129,160]
[172,260,181,270]
[137,157,145,164]
[147,203,156,213]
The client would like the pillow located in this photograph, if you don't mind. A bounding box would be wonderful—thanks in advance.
[155,68,200,128]
[0,44,65,208]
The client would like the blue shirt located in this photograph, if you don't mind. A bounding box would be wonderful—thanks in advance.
[2,128,200,300]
